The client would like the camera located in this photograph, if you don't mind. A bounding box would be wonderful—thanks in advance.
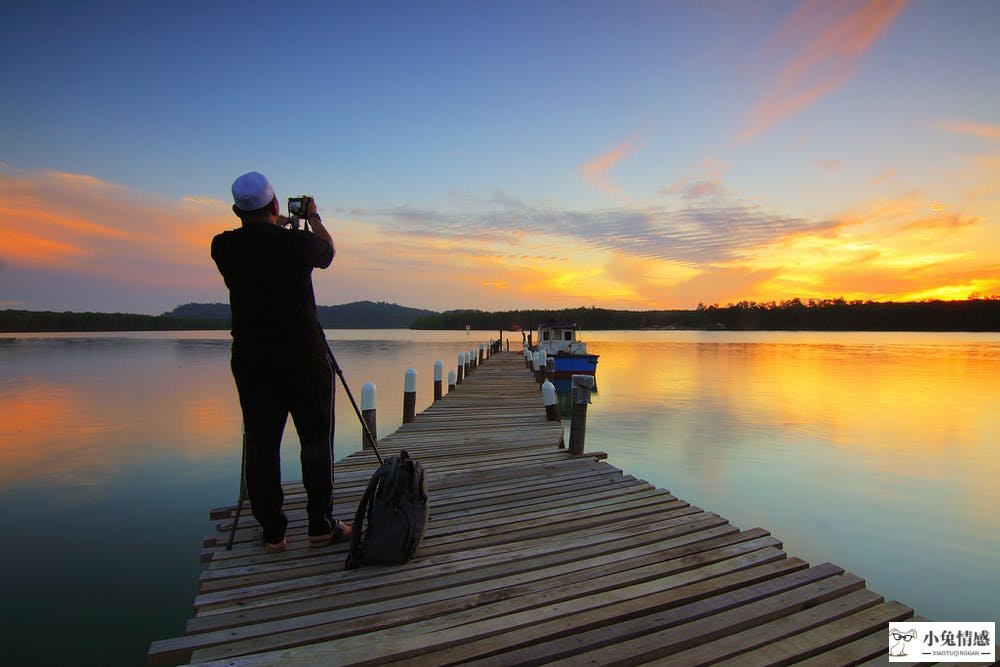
[287,195,314,219]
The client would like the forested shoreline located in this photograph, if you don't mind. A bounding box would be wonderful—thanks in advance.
[412,298,1000,332]
[0,310,224,332]
[2,298,999,333]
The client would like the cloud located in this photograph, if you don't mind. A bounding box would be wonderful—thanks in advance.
[3,156,996,314]
[937,121,1000,140]
[898,212,981,232]
[0,166,233,311]
[739,190,1000,303]
[362,187,841,272]
[815,159,841,170]
[740,0,909,140]
[660,178,726,201]
[578,138,642,200]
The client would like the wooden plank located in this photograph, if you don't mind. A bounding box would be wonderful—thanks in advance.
[188,524,765,634]
[790,627,898,666]
[645,589,887,665]
[710,600,914,666]
[200,486,672,581]
[186,537,785,663]
[212,471,648,553]
[186,549,800,665]
[396,562,839,667]
[534,570,867,667]
[198,493,689,588]
[193,509,729,616]
[189,507,720,620]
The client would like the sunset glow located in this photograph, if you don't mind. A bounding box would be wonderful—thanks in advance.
[1,2,998,314]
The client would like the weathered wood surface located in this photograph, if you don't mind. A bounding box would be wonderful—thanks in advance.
[149,350,929,666]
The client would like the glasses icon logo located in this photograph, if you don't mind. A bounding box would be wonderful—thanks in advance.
[890,628,918,656]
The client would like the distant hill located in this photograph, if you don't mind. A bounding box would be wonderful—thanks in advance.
[164,301,436,329]
[166,303,230,320]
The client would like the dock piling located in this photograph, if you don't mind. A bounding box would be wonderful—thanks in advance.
[403,368,417,424]
[568,374,595,455]
[433,360,443,401]
[541,379,560,422]
[361,382,377,450]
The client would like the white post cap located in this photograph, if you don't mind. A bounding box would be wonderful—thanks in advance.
[541,379,557,406]
[404,368,417,392]
[434,360,443,381]
[361,382,377,411]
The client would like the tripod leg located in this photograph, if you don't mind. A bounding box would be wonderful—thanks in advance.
[225,432,248,551]
[324,342,384,465]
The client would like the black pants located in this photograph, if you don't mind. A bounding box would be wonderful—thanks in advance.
[231,339,335,544]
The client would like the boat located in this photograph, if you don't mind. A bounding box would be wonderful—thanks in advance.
[533,321,599,379]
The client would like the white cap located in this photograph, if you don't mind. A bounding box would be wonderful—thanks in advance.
[231,171,275,211]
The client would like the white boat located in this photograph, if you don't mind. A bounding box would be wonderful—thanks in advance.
[534,322,599,378]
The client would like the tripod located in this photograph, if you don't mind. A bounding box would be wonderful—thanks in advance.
[225,340,383,550]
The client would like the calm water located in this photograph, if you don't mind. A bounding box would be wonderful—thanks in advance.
[0,330,997,665]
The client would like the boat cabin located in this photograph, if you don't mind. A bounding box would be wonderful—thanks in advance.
[536,322,588,356]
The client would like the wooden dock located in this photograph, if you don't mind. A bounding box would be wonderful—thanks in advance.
[150,350,939,666]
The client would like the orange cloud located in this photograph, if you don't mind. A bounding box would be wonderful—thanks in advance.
[737,190,1000,303]
[1,228,87,266]
[579,138,641,200]
[0,166,232,293]
[741,0,909,140]
[938,121,1000,140]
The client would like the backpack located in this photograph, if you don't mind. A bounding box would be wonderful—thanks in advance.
[345,449,429,569]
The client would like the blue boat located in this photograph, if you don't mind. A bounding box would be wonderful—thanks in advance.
[534,322,599,379]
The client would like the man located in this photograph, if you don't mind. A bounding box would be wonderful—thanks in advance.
[211,171,350,552]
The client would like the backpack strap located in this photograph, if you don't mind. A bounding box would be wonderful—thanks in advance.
[382,451,412,507]
[344,460,386,570]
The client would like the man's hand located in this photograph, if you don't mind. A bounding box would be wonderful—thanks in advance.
[305,198,335,259]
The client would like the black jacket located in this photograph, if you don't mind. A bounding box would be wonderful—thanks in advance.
[211,221,333,343]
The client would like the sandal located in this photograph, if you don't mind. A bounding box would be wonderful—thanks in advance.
[308,520,352,547]
[264,537,287,553]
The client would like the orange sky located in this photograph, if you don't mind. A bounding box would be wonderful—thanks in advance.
[1,155,997,314]
[1,1,998,313]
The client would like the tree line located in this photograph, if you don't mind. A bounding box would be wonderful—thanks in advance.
[411,298,1000,332]
[4,297,998,333]
[0,300,436,333]
[165,301,435,329]
[0,309,223,332]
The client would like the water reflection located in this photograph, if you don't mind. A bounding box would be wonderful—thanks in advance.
[0,330,496,667]
[587,337,1000,486]
[578,332,1000,629]
[0,332,488,492]
[0,337,240,492]
[0,329,998,665]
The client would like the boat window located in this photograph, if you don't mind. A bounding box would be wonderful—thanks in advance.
[564,331,572,341]
[542,331,551,340]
